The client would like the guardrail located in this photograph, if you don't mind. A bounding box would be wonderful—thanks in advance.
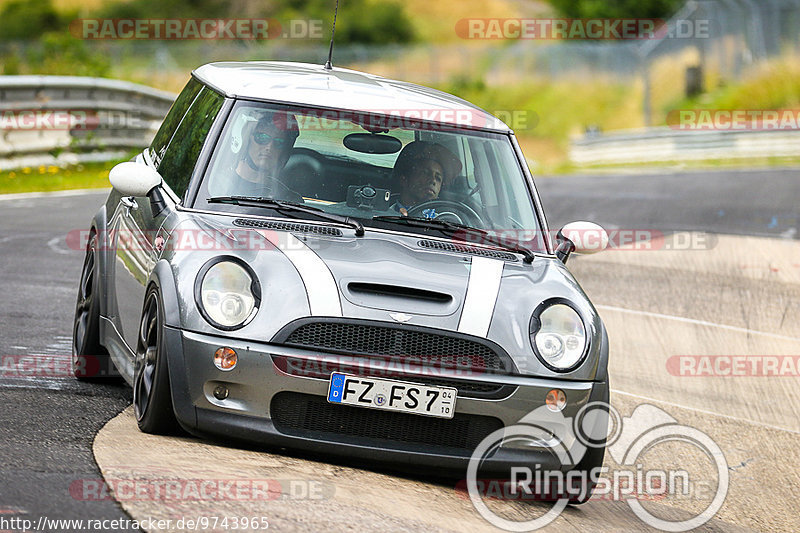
[0,76,175,171]
[3,76,799,172]
[570,127,800,167]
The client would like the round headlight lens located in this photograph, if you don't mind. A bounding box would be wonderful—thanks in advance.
[200,261,257,328]
[532,304,587,370]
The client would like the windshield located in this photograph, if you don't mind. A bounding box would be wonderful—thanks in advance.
[196,101,545,251]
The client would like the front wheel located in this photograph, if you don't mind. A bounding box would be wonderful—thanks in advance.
[133,286,178,434]
[72,230,116,381]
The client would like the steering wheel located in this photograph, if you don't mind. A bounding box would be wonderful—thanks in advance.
[407,200,484,227]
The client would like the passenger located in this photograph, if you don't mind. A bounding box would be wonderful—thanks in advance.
[229,112,301,201]
[391,141,462,217]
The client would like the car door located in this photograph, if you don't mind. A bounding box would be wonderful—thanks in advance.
[111,80,224,354]
[111,184,166,352]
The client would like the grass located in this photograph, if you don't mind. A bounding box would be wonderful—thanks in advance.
[433,74,643,173]
[672,54,800,111]
[0,161,117,194]
[402,0,553,43]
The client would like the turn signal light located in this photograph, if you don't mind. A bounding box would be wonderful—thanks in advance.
[214,347,237,371]
[545,389,566,411]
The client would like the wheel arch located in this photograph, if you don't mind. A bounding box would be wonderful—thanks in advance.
[146,260,197,430]
[89,206,109,318]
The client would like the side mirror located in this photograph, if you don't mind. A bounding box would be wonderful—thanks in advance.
[556,221,608,264]
[109,162,162,197]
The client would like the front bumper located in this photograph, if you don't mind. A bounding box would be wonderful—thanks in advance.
[164,325,609,475]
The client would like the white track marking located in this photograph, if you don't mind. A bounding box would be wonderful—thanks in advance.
[596,304,800,343]
[611,389,800,436]
[0,188,110,201]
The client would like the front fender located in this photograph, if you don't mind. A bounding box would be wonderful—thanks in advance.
[148,260,197,431]
[90,205,109,318]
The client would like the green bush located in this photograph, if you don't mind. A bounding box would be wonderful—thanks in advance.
[0,0,62,41]
[546,0,684,20]
[9,33,111,76]
[98,0,414,44]
[99,0,228,20]
[334,1,414,44]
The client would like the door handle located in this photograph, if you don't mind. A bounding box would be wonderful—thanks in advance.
[120,196,138,211]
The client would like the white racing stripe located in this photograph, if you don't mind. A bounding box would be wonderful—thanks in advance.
[458,256,504,337]
[258,230,342,316]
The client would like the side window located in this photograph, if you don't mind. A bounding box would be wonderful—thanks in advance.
[149,78,202,166]
[157,87,224,199]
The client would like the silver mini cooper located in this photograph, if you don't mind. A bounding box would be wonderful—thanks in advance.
[72,61,610,489]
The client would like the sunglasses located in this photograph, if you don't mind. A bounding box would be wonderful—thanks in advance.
[252,131,287,147]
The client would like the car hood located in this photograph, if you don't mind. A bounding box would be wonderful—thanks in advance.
[163,213,605,379]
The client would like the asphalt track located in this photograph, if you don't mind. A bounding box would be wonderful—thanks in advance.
[0,167,797,532]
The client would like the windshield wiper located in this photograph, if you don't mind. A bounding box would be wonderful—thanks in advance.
[208,196,364,236]
[372,215,534,263]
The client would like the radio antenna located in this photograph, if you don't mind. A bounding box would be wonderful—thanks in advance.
[324,0,339,70]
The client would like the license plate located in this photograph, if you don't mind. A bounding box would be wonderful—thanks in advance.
[327,372,457,419]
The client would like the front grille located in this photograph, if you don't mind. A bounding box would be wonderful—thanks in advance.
[277,320,510,373]
[271,392,503,455]
[234,218,342,236]
[418,239,518,261]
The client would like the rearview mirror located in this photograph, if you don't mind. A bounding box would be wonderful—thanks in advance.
[343,133,402,154]
[556,221,608,263]
[109,162,162,197]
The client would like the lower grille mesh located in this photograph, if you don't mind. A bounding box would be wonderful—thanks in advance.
[282,321,507,372]
[271,392,503,455]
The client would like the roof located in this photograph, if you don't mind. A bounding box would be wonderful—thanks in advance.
[193,61,511,132]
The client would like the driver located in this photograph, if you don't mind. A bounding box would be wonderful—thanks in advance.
[228,111,301,201]
[391,141,462,217]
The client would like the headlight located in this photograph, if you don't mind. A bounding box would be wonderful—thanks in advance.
[195,258,260,330]
[530,302,587,371]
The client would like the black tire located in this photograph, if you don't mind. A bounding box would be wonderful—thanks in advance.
[72,230,116,381]
[133,286,178,434]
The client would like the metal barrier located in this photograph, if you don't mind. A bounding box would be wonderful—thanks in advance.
[570,127,800,166]
[0,76,175,171]
[2,75,797,171]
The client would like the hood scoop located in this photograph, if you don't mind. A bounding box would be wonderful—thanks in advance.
[234,218,343,236]
[348,282,452,304]
[343,282,457,316]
